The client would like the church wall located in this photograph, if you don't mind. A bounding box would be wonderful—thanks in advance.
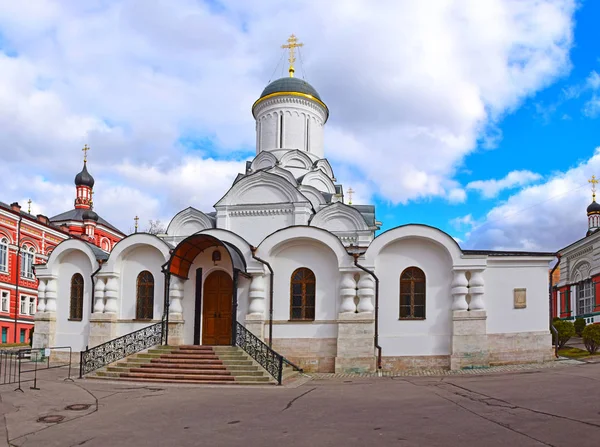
[115,245,166,336]
[228,214,294,246]
[283,110,305,151]
[484,262,554,364]
[267,240,339,372]
[55,251,93,352]
[375,238,453,358]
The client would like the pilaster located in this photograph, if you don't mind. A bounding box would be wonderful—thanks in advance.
[167,313,185,346]
[335,312,376,373]
[88,313,118,348]
[32,312,56,349]
[450,310,489,370]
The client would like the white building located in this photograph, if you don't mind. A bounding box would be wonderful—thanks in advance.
[33,55,555,373]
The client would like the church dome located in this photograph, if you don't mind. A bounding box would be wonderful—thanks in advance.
[259,77,322,101]
[75,162,95,188]
[82,209,98,222]
[587,201,600,214]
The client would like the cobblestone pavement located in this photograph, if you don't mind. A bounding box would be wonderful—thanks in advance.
[308,357,583,378]
[2,358,599,447]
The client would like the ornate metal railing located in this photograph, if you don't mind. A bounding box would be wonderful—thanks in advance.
[79,320,165,377]
[235,322,302,385]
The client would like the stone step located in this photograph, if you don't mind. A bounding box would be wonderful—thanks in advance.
[150,358,224,365]
[120,372,236,381]
[128,367,232,376]
[89,376,270,386]
[157,354,221,360]
[140,363,228,370]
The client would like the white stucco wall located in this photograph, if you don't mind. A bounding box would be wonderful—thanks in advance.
[268,240,340,339]
[54,250,94,351]
[485,261,551,334]
[375,238,453,356]
[228,213,294,246]
[118,245,166,323]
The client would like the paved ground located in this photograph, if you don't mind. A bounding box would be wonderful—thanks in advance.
[1,359,600,447]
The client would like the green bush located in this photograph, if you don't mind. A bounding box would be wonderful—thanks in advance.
[574,318,587,336]
[553,320,575,348]
[582,324,600,354]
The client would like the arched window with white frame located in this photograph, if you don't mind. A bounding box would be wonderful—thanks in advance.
[20,244,35,279]
[0,237,8,273]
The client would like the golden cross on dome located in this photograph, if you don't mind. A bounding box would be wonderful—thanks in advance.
[589,175,598,201]
[347,187,355,205]
[27,199,32,214]
[134,215,139,233]
[82,144,90,163]
[281,34,303,78]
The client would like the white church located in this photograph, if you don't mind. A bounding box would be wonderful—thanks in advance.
[33,37,555,374]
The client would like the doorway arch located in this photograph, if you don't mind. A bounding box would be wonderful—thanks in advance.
[201,270,233,345]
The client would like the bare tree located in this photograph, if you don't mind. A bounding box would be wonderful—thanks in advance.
[146,219,166,235]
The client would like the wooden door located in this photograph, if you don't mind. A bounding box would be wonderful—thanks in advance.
[202,270,233,345]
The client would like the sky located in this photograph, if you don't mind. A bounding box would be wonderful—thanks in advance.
[0,0,598,251]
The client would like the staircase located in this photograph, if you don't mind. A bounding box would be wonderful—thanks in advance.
[87,345,298,385]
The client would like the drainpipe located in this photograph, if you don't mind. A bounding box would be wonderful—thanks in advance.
[549,254,560,358]
[250,246,274,348]
[161,261,171,346]
[352,253,382,370]
[90,262,103,313]
[14,214,23,343]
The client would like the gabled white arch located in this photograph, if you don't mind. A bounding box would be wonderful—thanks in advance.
[256,226,353,269]
[311,202,370,232]
[167,207,214,237]
[215,171,311,207]
[196,228,264,274]
[250,151,277,171]
[298,185,327,211]
[103,233,172,272]
[279,149,313,170]
[41,239,99,277]
[364,224,464,267]
[265,166,298,186]
[314,159,334,179]
[300,169,337,194]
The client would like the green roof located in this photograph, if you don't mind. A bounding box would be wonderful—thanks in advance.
[259,77,322,101]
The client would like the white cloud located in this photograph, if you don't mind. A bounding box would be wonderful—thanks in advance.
[587,71,600,90]
[467,170,542,198]
[0,0,577,231]
[451,214,476,230]
[465,148,600,251]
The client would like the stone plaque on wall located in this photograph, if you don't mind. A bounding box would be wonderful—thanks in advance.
[514,288,526,309]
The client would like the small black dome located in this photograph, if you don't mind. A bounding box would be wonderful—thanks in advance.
[75,162,95,188]
[82,209,98,222]
[259,77,322,101]
[588,201,600,214]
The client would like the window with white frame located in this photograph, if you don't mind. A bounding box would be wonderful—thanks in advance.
[1,290,9,312]
[20,295,27,314]
[577,280,594,316]
[0,237,8,272]
[29,296,36,315]
[20,245,35,279]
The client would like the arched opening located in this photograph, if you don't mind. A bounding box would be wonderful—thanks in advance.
[399,267,426,320]
[290,268,316,321]
[70,273,84,320]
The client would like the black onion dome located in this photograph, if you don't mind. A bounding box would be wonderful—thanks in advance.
[82,209,98,222]
[587,201,600,214]
[74,162,95,188]
[259,77,322,101]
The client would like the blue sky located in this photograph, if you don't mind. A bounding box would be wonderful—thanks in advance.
[0,0,597,250]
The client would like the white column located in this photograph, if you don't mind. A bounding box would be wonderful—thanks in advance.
[248,274,266,315]
[357,273,375,313]
[169,276,184,316]
[339,272,357,313]
[451,270,469,310]
[37,279,47,313]
[93,278,106,313]
[44,278,57,312]
[468,271,485,310]
[104,276,119,314]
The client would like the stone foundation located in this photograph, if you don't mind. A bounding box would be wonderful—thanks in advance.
[88,313,118,348]
[488,331,554,365]
[335,312,376,374]
[245,314,265,341]
[271,338,337,373]
[451,310,489,370]
[32,312,56,349]
[167,315,185,346]
[381,355,450,370]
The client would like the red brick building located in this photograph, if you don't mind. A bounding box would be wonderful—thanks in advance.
[0,158,124,344]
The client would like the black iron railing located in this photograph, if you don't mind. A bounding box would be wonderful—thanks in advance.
[80,320,165,377]
[234,322,302,384]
